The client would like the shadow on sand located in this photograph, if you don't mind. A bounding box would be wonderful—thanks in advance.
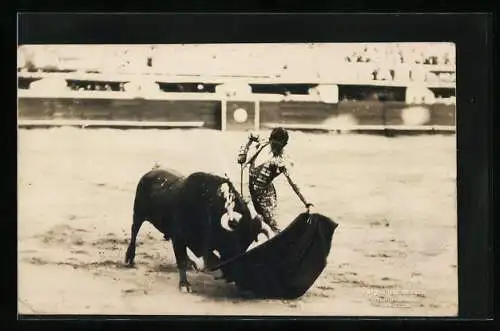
[150,262,261,301]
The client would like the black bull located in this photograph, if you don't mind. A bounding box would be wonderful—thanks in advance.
[125,168,264,292]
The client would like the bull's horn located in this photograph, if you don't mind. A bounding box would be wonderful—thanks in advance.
[220,213,234,232]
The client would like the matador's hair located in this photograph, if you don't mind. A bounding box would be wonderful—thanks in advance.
[269,127,289,145]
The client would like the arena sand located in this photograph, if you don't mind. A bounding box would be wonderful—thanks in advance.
[17,128,457,316]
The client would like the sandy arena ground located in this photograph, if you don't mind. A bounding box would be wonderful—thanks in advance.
[17,128,458,316]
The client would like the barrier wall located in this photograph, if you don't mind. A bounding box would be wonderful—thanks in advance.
[225,101,257,131]
[259,100,455,129]
[18,97,222,129]
[337,102,385,125]
[260,101,338,125]
[382,102,456,126]
[17,95,456,131]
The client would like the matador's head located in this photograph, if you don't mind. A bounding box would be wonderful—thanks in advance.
[269,127,289,155]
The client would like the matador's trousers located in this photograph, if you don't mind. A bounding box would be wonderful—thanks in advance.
[249,183,279,231]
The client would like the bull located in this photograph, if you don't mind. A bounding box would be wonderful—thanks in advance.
[125,167,265,292]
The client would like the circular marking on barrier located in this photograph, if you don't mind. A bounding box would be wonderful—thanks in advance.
[401,106,431,125]
[233,108,248,123]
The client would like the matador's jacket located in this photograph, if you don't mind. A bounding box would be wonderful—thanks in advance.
[237,135,309,232]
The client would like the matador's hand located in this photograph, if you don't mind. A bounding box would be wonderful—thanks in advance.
[237,154,247,164]
[248,132,260,142]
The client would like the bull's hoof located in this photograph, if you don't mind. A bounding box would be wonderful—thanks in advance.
[125,256,135,267]
[125,247,136,266]
[125,261,136,268]
[179,282,192,293]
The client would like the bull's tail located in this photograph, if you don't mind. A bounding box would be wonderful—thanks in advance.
[127,171,157,266]
[125,212,144,265]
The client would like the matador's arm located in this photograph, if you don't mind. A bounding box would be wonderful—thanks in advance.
[238,132,268,167]
[280,163,313,208]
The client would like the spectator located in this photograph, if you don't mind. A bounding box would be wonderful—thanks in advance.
[343,43,456,83]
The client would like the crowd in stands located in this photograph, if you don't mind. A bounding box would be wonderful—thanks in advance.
[343,44,455,83]
[67,82,124,92]
[18,44,456,86]
[344,43,455,66]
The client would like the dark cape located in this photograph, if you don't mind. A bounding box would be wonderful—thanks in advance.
[209,212,339,299]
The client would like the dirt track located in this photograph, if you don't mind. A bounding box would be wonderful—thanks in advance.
[18,128,457,316]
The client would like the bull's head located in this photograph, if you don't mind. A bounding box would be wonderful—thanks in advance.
[218,182,243,231]
[216,181,264,251]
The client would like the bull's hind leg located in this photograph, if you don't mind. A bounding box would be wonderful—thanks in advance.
[125,213,144,266]
[172,238,192,293]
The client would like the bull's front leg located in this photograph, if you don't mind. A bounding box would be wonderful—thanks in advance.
[172,238,191,293]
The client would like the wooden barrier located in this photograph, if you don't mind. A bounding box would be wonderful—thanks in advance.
[18,119,205,129]
[258,100,455,130]
[224,100,257,131]
[17,93,456,132]
[18,97,222,130]
[260,101,338,126]
[384,102,408,126]
[337,101,385,125]
[429,103,456,126]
